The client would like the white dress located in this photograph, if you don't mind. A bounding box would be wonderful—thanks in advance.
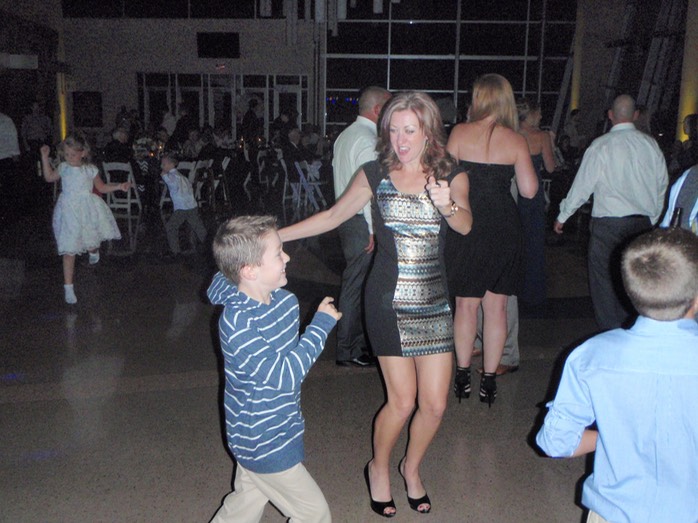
[52,163,121,255]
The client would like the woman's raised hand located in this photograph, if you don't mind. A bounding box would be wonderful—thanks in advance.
[425,175,452,214]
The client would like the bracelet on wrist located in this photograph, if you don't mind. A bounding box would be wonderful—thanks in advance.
[442,201,458,218]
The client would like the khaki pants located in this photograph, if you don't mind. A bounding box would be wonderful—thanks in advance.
[210,462,331,523]
[587,510,610,523]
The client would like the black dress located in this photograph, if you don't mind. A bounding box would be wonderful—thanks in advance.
[445,160,523,298]
[363,161,456,357]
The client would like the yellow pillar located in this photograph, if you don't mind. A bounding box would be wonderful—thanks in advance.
[676,0,698,141]
[57,73,67,140]
[570,1,584,110]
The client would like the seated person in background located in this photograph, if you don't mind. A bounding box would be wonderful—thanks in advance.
[281,127,315,166]
[181,128,203,160]
[102,128,132,163]
[301,124,325,159]
[197,128,218,161]
[213,126,235,150]
[536,227,698,523]
[160,151,207,258]
[207,215,340,523]
[154,127,169,156]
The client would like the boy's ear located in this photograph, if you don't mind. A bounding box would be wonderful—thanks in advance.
[239,264,257,282]
[687,295,698,319]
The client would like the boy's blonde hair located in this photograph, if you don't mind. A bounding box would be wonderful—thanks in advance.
[621,228,698,321]
[213,215,278,284]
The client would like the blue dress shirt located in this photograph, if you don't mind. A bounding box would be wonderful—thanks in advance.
[536,316,698,523]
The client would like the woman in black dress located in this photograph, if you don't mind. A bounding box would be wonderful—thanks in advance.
[445,74,538,406]
[279,92,471,517]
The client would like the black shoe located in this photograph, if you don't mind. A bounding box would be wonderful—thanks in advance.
[398,458,431,514]
[364,463,396,518]
[454,366,471,403]
[336,354,376,367]
[479,372,497,408]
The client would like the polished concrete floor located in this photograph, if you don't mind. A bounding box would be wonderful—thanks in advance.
[1,200,599,523]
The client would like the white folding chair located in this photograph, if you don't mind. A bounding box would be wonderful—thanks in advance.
[295,161,328,210]
[210,156,231,208]
[102,162,142,218]
[191,159,214,206]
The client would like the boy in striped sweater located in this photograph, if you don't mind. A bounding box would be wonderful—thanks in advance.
[208,215,341,523]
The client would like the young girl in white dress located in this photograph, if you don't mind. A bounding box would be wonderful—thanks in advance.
[40,133,130,304]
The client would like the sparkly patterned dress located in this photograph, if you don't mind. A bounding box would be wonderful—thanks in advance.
[363,160,459,357]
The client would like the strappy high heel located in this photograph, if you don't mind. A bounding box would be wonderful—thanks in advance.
[398,458,431,514]
[454,366,471,403]
[364,462,396,518]
[479,372,497,407]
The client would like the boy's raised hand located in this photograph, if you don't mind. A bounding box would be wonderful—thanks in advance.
[317,297,342,321]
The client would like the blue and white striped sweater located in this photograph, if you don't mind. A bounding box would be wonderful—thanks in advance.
[207,271,336,473]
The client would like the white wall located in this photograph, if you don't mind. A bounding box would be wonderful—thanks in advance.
[61,18,317,134]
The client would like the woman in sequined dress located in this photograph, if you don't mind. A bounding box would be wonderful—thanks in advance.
[279,91,471,517]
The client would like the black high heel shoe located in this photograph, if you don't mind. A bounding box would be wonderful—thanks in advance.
[398,458,431,514]
[479,372,497,407]
[363,462,396,518]
[454,366,471,403]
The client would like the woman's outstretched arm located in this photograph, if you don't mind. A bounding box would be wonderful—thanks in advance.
[279,169,373,242]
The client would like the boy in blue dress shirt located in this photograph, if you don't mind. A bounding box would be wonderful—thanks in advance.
[160,151,207,257]
[207,215,341,523]
[536,227,698,523]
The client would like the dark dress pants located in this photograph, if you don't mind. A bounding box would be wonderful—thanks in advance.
[588,216,651,331]
[336,214,372,361]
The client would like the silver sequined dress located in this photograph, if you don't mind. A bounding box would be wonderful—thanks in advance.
[363,160,456,357]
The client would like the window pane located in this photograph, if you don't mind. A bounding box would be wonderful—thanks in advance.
[243,75,267,88]
[544,0,578,21]
[340,2,389,20]
[391,1,457,20]
[277,76,300,85]
[540,59,567,91]
[461,23,528,56]
[179,74,202,88]
[125,0,187,18]
[329,23,388,54]
[144,73,170,87]
[62,0,122,17]
[461,0,530,20]
[524,58,567,92]
[326,59,388,89]
[458,60,525,93]
[390,59,455,91]
[545,24,575,56]
[325,90,360,124]
[391,23,456,55]
[191,0,254,18]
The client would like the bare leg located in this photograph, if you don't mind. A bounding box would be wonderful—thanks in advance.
[481,292,508,373]
[453,296,481,368]
[401,352,451,510]
[63,254,75,285]
[368,356,418,514]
